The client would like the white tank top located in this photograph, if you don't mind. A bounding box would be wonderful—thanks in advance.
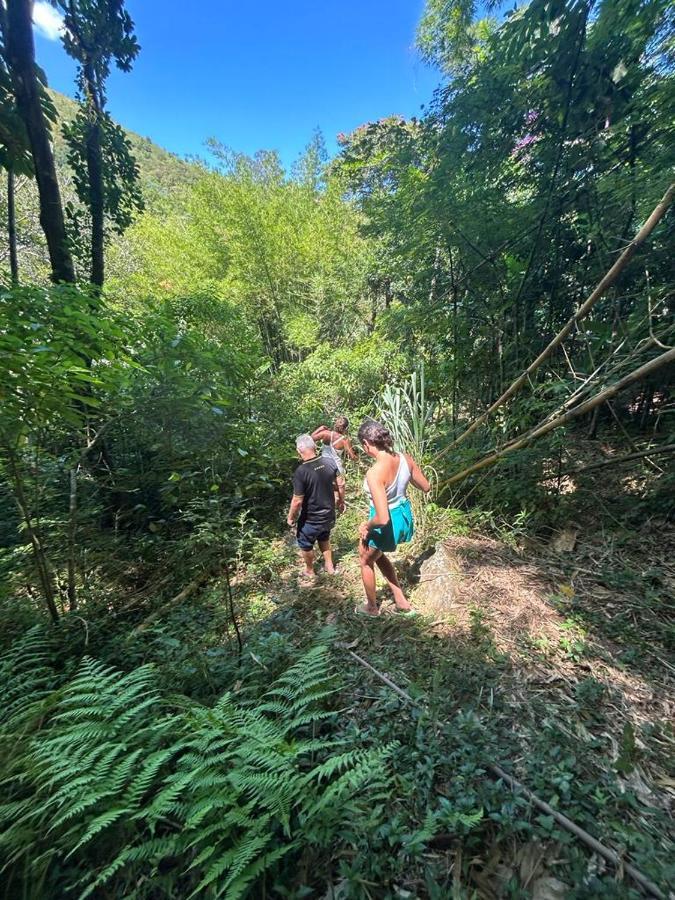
[363,453,411,505]
[321,431,344,473]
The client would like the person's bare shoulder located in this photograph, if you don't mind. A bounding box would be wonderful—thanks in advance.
[368,459,387,485]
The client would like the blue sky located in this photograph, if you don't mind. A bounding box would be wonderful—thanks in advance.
[33,0,439,168]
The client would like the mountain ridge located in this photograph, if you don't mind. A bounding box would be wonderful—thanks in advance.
[48,89,199,199]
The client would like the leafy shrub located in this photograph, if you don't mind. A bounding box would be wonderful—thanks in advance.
[275,334,405,425]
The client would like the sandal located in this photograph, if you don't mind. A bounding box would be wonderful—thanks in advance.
[394,607,420,618]
[298,572,317,588]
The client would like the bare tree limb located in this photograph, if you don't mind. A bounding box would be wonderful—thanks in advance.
[438,348,675,488]
[436,183,675,461]
[561,443,675,477]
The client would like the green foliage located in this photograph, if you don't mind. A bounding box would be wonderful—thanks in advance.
[416,0,501,74]
[0,282,126,439]
[63,107,144,236]
[0,635,395,898]
[275,333,404,426]
[339,0,674,515]
[377,366,436,459]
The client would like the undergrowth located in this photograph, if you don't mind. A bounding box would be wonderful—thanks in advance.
[0,629,395,899]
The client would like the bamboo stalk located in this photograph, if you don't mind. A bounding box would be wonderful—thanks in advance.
[561,443,675,476]
[438,348,675,489]
[436,183,675,460]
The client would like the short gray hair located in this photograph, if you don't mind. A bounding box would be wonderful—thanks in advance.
[296,434,315,453]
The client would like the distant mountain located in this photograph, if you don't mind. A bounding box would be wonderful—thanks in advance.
[49,90,200,200]
[0,91,202,281]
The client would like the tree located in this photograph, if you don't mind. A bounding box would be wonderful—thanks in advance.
[416,0,502,75]
[0,9,30,282]
[3,0,74,282]
[57,0,142,286]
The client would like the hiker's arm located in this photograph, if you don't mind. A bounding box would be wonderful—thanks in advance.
[343,437,357,461]
[407,454,431,493]
[310,426,328,441]
[288,469,305,526]
[359,472,389,539]
[287,494,303,527]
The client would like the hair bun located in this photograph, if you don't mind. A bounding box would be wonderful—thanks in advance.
[357,419,394,453]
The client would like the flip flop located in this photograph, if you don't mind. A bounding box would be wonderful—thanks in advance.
[354,604,381,618]
[394,608,420,618]
[298,573,317,588]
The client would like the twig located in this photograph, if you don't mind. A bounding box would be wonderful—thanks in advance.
[346,650,423,706]
[491,765,665,900]
[562,444,675,476]
[345,648,667,898]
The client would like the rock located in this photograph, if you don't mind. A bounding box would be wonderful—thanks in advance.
[411,543,459,618]
[551,527,578,553]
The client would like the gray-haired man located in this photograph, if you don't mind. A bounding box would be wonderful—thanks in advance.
[287,434,345,584]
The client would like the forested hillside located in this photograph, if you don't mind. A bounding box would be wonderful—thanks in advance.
[0,0,673,897]
[0,88,196,280]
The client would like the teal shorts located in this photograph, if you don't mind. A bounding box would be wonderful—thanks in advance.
[367,498,414,553]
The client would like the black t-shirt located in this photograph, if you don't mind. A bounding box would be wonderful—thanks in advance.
[293,456,337,527]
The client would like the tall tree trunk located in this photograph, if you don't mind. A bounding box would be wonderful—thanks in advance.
[84,63,105,286]
[5,0,75,283]
[87,117,105,285]
[7,168,19,282]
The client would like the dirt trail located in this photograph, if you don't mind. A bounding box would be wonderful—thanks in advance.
[260,524,674,819]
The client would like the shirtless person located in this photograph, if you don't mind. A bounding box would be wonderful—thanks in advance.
[311,416,357,507]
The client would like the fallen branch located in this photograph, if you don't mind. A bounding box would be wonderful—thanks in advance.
[438,348,675,489]
[130,569,215,635]
[345,648,666,899]
[561,443,675,477]
[490,765,665,900]
[347,650,422,705]
[436,183,675,461]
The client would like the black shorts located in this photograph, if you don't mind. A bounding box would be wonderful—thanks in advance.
[297,520,332,550]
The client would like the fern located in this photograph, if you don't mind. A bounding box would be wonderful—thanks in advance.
[0,639,394,898]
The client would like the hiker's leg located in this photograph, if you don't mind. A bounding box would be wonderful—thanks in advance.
[318,537,335,574]
[299,549,315,577]
[296,522,316,576]
[358,543,381,615]
[335,476,345,511]
[375,554,410,610]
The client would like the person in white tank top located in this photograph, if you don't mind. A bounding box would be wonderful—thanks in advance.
[356,419,430,617]
[311,415,357,506]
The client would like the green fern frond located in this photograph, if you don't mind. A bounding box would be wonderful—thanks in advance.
[189,831,271,897]
[217,842,295,900]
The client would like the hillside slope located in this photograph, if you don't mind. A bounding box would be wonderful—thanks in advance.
[48,90,199,198]
[0,90,200,281]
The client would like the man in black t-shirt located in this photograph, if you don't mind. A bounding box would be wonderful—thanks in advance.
[287,434,345,583]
